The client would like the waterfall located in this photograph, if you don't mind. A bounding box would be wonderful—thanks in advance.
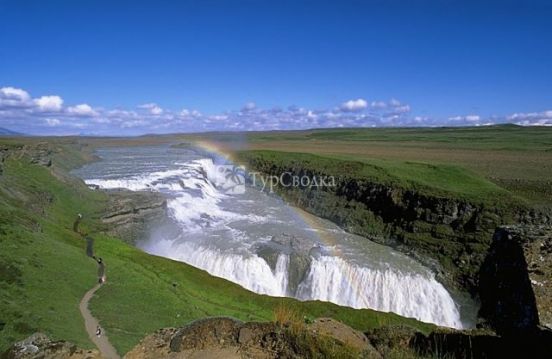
[83,152,465,329]
[296,256,462,328]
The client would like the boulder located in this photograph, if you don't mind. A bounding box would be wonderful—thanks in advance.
[3,333,101,359]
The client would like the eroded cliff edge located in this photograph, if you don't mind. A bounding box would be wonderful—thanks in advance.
[236,151,551,296]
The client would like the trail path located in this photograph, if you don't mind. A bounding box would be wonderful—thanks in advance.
[74,214,120,358]
[79,283,120,359]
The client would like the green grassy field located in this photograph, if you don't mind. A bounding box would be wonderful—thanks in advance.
[0,140,432,355]
[236,150,518,207]
[187,125,552,207]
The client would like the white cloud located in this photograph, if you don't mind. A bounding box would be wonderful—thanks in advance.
[449,114,480,123]
[45,118,61,126]
[389,98,401,107]
[393,105,411,114]
[179,108,201,118]
[0,87,31,108]
[243,102,256,111]
[507,110,552,126]
[139,103,163,115]
[341,98,368,112]
[34,95,63,112]
[4,84,552,135]
[67,103,97,116]
[370,101,387,109]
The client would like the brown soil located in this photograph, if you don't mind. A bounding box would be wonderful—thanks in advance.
[79,284,120,359]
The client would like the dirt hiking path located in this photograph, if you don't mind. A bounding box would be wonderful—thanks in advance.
[79,283,120,359]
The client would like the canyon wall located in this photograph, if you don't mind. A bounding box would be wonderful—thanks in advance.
[239,153,550,294]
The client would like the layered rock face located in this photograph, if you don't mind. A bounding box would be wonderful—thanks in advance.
[255,234,314,295]
[101,190,167,244]
[0,142,53,173]
[3,333,101,359]
[479,225,552,331]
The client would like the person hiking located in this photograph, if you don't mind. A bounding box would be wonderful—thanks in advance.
[97,257,106,284]
[96,325,102,338]
[73,213,83,233]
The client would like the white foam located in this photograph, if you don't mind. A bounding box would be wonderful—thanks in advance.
[143,238,289,296]
[296,255,462,328]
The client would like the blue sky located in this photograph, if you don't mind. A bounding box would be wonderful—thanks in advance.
[1,0,551,135]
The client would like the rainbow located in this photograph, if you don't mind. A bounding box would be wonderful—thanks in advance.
[191,139,343,257]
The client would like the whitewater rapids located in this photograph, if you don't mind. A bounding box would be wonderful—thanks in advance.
[75,145,468,329]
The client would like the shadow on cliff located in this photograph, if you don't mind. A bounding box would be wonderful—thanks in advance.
[478,227,539,334]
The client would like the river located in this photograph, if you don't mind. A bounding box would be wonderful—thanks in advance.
[74,144,477,328]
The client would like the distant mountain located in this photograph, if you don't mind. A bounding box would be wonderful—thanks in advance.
[0,127,23,136]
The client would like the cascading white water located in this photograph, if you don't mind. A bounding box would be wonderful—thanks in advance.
[296,256,462,328]
[142,238,290,296]
[77,146,469,329]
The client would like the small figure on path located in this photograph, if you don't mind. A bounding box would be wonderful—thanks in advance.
[96,325,102,338]
[73,213,83,233]
[96,257,106,284]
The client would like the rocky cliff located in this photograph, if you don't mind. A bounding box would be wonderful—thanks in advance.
[237,153,550,295]
[479,225,552,332]
[100,189,167,244]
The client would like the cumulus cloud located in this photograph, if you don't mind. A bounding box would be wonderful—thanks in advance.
[341,98,368,112]
[507,110,552,126]
[1,85,551,135]
[34,95,63,112]
[0,87,31,108]
[67,103,97,116]
[139,103,163,115]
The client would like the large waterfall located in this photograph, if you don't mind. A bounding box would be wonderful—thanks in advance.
[76,145,469,329]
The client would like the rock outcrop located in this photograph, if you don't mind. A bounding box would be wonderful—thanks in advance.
[124,317,377,359]
[2,333,101,359]
[255,234,314,294]
[238,154,551,294]
[479,225,552,331]
[366,325,552,359]
[0,142,53,176]
[101,190,167,244]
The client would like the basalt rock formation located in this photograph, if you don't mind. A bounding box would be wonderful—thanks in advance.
[239,154,551,295]
[101,190,167,244]
[479,225,552,332]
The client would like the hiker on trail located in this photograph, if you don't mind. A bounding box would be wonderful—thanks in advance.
[96,257,106,284]
[96,325,102,338]
[73,213,82,233]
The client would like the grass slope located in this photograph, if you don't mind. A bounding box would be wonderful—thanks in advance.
[236,149,519,207]
[189,125,552,207]
[0,141,432,355]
